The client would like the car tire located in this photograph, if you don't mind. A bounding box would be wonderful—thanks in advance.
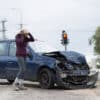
[38,68,55,89]
[7,79,14,84]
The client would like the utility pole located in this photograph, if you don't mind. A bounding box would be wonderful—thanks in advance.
[65,45,67,51]
[19,23,24,30]
[11,8,24,30]
[0,20,7,39]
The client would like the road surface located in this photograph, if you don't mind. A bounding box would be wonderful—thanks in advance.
[0,79,100,100]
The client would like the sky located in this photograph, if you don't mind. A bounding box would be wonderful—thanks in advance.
[0,0,100,56]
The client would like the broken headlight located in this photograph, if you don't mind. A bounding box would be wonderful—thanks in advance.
[56,60,67,71]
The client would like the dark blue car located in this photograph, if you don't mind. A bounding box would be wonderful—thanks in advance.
[0,40,98,89]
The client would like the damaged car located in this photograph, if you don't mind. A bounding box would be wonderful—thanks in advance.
[0,40,98,89]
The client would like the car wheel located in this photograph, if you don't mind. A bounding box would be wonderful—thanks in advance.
[38,68,55,89]
[7,79,14,84]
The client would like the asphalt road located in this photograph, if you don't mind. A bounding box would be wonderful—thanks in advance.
[0,79,100,100]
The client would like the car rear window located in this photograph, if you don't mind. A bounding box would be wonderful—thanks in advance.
[0,42,7,56]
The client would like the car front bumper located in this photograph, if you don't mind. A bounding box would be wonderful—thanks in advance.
[56,69,99,89]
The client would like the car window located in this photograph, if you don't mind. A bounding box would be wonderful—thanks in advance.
[0,42,7,56]
[9,42,16,56]
[9,42,33,58]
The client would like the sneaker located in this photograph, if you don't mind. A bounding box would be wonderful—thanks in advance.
[13,83,27,91]
[13,82,20,91]
[13,78,27,91]
[18,84,27,90]
[14,87,20,91]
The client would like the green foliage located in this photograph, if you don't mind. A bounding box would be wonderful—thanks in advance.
[89,26,100,54]
[96,65,100,69]
[89,27,100,68]
[96,57,100,69]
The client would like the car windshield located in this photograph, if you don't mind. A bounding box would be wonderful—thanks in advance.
[29,41,58,53]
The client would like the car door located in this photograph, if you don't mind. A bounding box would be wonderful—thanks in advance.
[7,42,40,81]
[6,41,19,80]
[0,41,9,79]
[24,47,40,81]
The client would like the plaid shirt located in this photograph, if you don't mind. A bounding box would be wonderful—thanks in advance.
[15,33,34,57]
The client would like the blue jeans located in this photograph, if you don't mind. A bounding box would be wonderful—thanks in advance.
[17,57,26,79]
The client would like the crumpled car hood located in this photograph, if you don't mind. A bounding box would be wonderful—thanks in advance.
[60,51,87,65]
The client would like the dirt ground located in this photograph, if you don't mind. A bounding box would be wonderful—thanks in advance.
[0,79,100,100]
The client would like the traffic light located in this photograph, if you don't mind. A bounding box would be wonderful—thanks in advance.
[62,33,68,45]
[61,30,69,51]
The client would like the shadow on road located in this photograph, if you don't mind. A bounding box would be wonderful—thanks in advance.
[0,80,98,90]
[24,83,97,90]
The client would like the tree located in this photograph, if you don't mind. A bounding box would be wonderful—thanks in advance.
[89,26,100,68]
